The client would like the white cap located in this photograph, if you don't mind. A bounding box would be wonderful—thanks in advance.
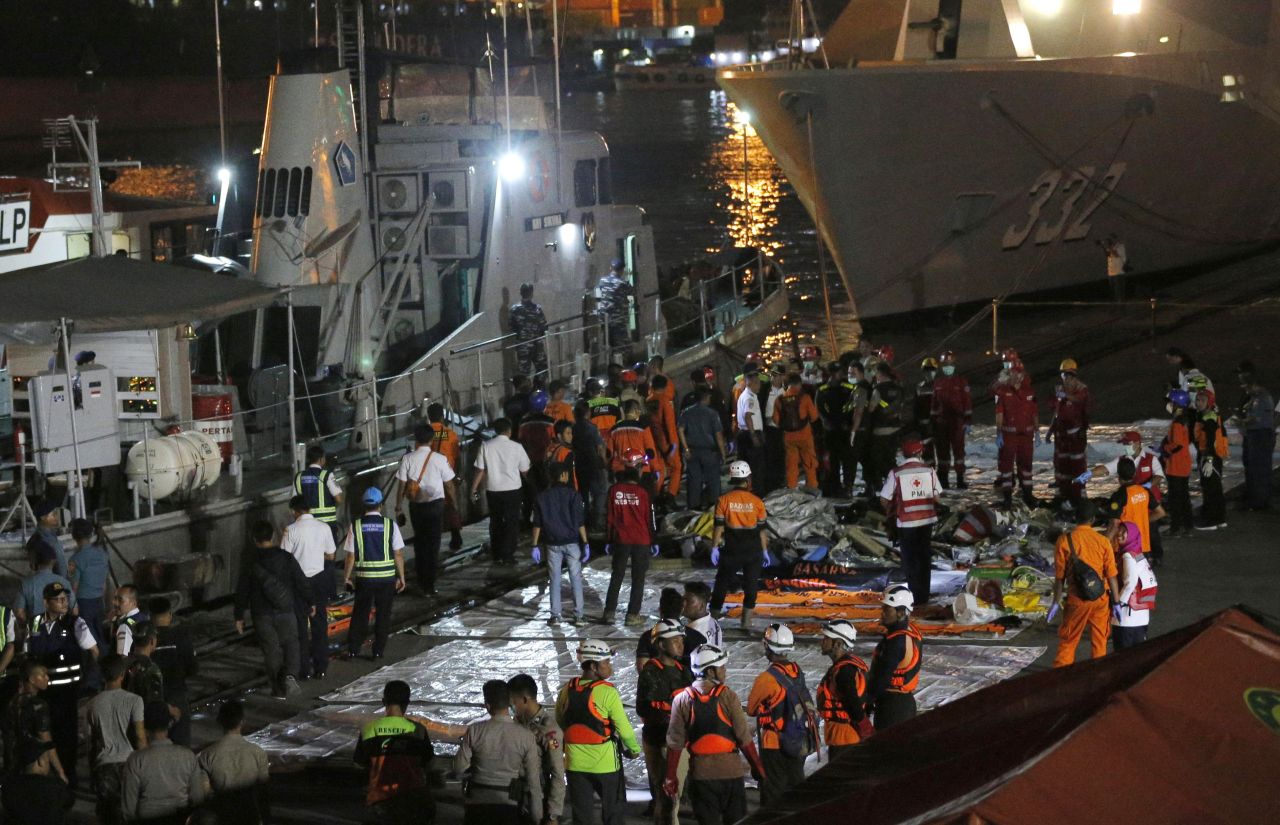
[763,622,794,653]
[578,639,614,663]
[881,584,915,612]
[690,643,728,675]
[728,460,752,479]
[821,619,857,646]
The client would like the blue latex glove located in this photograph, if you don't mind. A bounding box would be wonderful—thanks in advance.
[710,546,721,566]
[604,544,613,556]
[996,432,1004,450]
[531,546,542,564]
[963,424,971,436]
[1074,470,1093,486]
[1046,602,1060,623]
[762,550,775,567]
[1113,604,1124,623]
[1034,430,1043,446]
[581,544,591,563]
[651,544,661,558]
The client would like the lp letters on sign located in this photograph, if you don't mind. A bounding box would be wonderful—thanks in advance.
[0,201,30,253]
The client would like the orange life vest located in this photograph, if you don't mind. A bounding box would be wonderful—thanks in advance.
[885,625,923,694]
[562,678,615,745]
[684,684,738,755]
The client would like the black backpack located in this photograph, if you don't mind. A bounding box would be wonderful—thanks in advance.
[1067,534,1106,602]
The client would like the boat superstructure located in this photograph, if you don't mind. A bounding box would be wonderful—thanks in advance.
[718,0,1280,319]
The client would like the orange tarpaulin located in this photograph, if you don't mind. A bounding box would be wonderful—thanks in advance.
[742,608,1280,825]
[742,588,887,606]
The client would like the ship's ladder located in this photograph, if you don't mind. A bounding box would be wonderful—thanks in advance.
[335,0,370,176]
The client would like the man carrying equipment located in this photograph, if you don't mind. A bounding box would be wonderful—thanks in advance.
[745,624,817,806]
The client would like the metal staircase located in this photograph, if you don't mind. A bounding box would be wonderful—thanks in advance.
[335,0,370,177]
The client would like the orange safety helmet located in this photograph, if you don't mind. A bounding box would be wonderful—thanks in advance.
[939,350,957,365]
[920,357,940,370]
[1059,357,1079,373]
[620,369,638,384]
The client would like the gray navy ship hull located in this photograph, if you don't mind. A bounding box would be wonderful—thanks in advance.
[719,48,1280,318]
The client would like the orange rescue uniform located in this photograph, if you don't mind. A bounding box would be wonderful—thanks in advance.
[773,388,819,489]
[745,661,802,751]
[1052,526,1118,667]
[1108,483,1151,553]
[649,391,681,496]
[545,399,575,426]
[430,422,460,470]
[608,420,659,475]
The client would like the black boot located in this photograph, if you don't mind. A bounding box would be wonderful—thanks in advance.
[1021,487,1037,508]
[939,467,951,490]
[955,468,968,489]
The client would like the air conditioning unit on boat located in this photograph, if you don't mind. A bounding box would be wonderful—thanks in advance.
[376,174,420,215]
[426,171,468,210]
[427,225,469,258]
[378,218,420,258]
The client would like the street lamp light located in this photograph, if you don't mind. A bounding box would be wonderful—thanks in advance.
[735,109,752,246]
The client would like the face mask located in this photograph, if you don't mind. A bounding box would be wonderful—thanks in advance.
[1002,361,1014,370]
[941,365,955,376]
[1129,444,1141,458]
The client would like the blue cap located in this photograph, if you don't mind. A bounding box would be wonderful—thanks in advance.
[362,487,384,506]
[610,258,623,269]
[530,390,548,412]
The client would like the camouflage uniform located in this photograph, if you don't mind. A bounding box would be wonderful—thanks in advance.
[597,271,635,359]
[510,299,549,378]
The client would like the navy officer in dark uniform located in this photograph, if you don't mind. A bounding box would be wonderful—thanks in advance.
[510,282,550,379]
[25,581,98,787]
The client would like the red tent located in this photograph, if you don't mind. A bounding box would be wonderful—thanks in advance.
[750,608,1280,825]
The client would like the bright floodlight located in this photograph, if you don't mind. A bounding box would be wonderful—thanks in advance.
[498,152,526,183]
[216,167,231,184]
[734,109,752,126]
[1113,0,1141,14]
[1029,0,1062,14]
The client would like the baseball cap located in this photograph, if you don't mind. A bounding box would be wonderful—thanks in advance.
[1116,431,1142,444]
[43,582,70,600]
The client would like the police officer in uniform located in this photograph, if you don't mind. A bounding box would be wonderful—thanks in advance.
[342,488,407,660]
[111,584,150,656]
[816,620,873,761]
[294,445,345,541]
[745,624,816,807]
[25,581,98,786]
[663,645,765,825]
[597,259,635,362]
[457,680,544,825]
[508,673,567,825]
[511,282,550,379]
[866,586,922,730]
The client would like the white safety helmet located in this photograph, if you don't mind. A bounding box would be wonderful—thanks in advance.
[821,619,857,646]
[578,639,614,663]
[690,643,729,675]
[763,622,794,653]
[728,460,752,479]
[881,584,915,612]
[653,618,684,641]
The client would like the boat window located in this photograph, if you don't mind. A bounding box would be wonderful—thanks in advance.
[286,167,303,216]
[272,169,289,218]
[574,160,597,208]
[597,157,613,205]
[300,167,313,216]
[260,169,275,218]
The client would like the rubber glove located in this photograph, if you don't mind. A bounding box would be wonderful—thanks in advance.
[1034,430,1043,446]
[741,741,767,784]
[1113,604,1124,623]
[651,544,661,558]
[710,546,721,566]
[663,748,685,799]
[1074,470,1093,486]
[854,717,875,740]
[963,424,971,437]
[1046,602,1060,623]
[604,544,613,556]
[580,544,591,564]
[531,546,542,564]
[762,550,775,567]
[996,432,1004,450]
[1201,460,1217,477]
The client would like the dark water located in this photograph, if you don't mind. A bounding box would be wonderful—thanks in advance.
[560,88,858,355]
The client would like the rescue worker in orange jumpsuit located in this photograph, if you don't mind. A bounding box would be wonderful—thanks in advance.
[545,380,576,426]
[913,358,939,467]
[609,400,660,490]
[549,420,578,490]
[586,379,621,449]
[865,585,922,730]
[428,403,464,551]
[816,620,873,761]
[772,374,819,489]
[745,624,817,807]
[1049,500,1120,667]
[519,391,557,523]
[649,375,681,502]
[930,350,971,489]
[1160,390,1195,537]
[1049,358,1093,504]
[994,360,1039,507]
[642,398,670,502]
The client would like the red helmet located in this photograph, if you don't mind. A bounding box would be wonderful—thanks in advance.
[801,346,819,360]
[620,369,638,383]
[1197,389,1216,408]
[1116,430,1142,445]
[1007,358,1025,373]
[1001,347,1020,363]
[702,366,716,382]
[939,350,957,365]
[874,345,895,364]
[621,448,648,468]
[745,352,763,365]
[901,438,925,457]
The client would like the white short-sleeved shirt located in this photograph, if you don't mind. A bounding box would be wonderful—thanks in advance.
[343,512,407,555]
[115,608,144,656]
[281,513,337,577]
[395,446,456,503]
[475,435,531,492]
[736,388,763,432]
[764,386,784,425]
